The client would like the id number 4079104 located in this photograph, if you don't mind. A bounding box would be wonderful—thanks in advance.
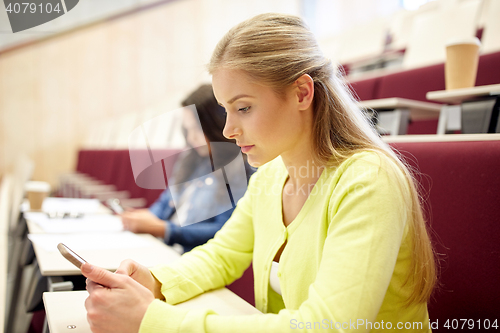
[442,319,498,330]
[6,2,62,14]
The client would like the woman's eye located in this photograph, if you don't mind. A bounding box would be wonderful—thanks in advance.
[238,106,251,113]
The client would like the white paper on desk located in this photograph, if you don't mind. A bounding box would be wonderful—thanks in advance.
[21,198,101,213]
[24,212,123,233]
[28,232,151,252]
[42,198,101,213]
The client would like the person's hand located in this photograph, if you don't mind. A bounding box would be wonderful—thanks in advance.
[121,209,166,238]
[115,259,164,300]
[82,263,155,333]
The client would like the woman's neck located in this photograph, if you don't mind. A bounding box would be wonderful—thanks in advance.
[281,140,324,190]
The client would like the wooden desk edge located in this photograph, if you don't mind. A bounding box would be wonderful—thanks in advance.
[44,288,260,332]
[426,84,500,104]
[359,98,442,111]
[383,133,500,143]
[359,98,442,120]
[27,231,181,276]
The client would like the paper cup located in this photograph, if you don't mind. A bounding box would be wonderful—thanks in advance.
[25,181,51,211]
[445,37,481,90]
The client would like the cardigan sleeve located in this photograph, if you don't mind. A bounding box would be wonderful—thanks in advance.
[147,173,256,306]
[140,155,419,333]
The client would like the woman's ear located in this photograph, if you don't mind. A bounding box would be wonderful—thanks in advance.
[295,74,314,111]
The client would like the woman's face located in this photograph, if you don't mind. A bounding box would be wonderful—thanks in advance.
[182,109,209,156]
[212,68,307,167]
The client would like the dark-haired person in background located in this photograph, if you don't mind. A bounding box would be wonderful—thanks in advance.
[121,84,253,253]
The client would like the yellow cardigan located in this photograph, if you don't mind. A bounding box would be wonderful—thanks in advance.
[139,151,431,332]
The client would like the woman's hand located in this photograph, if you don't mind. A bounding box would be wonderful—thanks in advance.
[82,263,155,333]
[121,209,166,238]
[114,259,165,300]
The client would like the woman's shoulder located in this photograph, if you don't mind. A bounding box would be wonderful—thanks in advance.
[325,150,378,175]
[342,149,385,167]
[326,149,405,184]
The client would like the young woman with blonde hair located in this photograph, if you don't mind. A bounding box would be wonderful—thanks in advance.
[82,13,436,333]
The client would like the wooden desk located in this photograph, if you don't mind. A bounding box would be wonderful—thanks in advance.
[359,97,442,120]
[22,197,112,216]
[24,201,181,276]
[383,133,500,143]
[426,84,500,134]
[426,83,500,104]
[24,212,123,234]
[358,98,442,135]
[18,214,181,333]
[43,288,260,333]
[29,232,181,276]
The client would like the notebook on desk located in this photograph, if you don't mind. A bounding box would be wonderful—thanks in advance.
[43,288,260,333]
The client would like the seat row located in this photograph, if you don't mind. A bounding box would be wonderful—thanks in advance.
[347,50,500,134]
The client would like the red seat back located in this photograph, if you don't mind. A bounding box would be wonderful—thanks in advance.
[389,140,500,325]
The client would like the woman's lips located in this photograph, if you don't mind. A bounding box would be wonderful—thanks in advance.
[240,145,254,153]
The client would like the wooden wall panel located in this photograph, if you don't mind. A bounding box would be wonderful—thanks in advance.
[0,0,300,187]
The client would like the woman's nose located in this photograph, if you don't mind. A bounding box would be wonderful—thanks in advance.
[223,114,242,139]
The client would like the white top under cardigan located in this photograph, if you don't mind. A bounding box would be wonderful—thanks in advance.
[269,261,282,295]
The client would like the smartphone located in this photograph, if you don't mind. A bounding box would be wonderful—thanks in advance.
[107,198,124,214]
[57,243,87,269]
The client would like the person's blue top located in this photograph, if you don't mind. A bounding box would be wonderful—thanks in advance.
[149,155,253,252]
[149,189,234,252]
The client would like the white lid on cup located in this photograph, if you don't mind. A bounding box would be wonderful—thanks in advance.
[25,181,51,193]
[446,36,481,47]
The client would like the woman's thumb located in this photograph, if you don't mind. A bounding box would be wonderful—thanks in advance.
[81,263,121,288]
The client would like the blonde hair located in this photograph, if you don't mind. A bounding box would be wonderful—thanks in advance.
[209,13,436,305]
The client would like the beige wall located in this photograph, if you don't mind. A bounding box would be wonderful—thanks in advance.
[0,0,300,186]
